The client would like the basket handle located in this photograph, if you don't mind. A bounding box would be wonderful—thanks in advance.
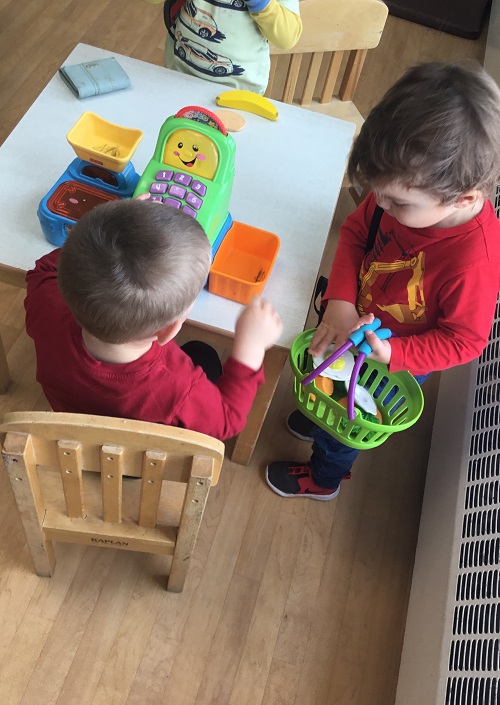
[356,327,392,356]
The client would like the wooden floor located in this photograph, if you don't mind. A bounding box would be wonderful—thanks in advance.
[0,2,488,704]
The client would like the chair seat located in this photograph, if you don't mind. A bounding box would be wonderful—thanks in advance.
[300,98,365,133]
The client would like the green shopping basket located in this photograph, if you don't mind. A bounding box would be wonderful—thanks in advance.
[290,329,425,450]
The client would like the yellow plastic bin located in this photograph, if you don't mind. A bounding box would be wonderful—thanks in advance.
[208,221,280,304]
[66,112,143,172]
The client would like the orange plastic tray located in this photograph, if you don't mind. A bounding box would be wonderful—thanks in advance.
[209,221,280,304]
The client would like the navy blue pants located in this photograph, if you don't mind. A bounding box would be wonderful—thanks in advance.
[310,374,430,489]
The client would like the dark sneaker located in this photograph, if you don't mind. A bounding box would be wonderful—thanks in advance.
[265,462,340,501]
[286,410,317,442]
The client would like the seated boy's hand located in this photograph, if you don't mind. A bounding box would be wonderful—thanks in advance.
[232,297,283,371]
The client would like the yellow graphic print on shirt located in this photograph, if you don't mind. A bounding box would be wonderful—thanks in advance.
[357,251,427,325]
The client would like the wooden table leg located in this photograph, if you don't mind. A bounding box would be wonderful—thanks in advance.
[0,331,11,393]
[231,346,288,466]
[0,265,27,394]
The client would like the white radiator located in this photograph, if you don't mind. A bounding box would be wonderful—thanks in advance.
[395,6,500,701]
[395,184,500,705]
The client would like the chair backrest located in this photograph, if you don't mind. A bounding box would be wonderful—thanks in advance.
[265,0,388,107]
[0,411,225,592]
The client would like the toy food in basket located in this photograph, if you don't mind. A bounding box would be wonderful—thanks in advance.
[290,326,424,450]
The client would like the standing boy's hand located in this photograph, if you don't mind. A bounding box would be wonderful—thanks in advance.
[345,313,392,365]
[232,297,283,371]
[309,299,362,358]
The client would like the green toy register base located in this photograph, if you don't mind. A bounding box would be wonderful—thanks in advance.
[133,107,236,247]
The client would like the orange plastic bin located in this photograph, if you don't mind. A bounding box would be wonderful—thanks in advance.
[208,221,280,304]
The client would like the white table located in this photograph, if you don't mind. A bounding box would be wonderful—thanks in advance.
[0,43,355,463]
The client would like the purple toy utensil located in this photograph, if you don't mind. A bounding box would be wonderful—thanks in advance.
[301,338,353,386]
[302,318,384,387]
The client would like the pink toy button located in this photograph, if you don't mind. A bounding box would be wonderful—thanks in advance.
[164,198,181,209]
[182,205,197,218]
[169,184,187,199]
[186,192,202,210]
[150,182,168,194]
[191,180,206,197]
[174,172,192,186]
[156,170,173,181]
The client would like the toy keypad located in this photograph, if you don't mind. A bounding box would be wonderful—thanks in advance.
[148,169,207,218]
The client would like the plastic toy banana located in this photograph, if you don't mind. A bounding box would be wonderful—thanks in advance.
[215,90,278,121]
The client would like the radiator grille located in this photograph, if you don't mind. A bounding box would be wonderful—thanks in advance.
[446,218,500,702]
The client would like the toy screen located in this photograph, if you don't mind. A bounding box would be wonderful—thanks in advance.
[162,129,219,180]
[47,181,120,220]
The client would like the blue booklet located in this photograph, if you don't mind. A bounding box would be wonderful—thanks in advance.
[59,57,131,99]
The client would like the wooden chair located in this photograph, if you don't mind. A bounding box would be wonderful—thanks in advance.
[0,411,224,592]
[266,0,388,133]
[266,0,388,206]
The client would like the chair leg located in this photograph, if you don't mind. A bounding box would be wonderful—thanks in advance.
[0,331,11,393]
[2,432,56,576]
[167,457,212,592]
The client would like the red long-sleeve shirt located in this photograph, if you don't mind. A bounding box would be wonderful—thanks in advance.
[325,193,500,375]
[25,249,264,440]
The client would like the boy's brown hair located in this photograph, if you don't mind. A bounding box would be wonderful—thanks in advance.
[347,62,500,203]
[58,199,211,343]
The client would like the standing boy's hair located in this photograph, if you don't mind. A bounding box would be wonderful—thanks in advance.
[58,199,211,344]
[347,62,500,203]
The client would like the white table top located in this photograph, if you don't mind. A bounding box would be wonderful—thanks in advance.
[0,43,355,348]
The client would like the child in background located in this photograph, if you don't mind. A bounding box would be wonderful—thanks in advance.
[267,61,500,499]
[25,200,282,441]
[144,0,302,94]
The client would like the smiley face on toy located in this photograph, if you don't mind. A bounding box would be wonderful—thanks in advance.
[162,129,219,180]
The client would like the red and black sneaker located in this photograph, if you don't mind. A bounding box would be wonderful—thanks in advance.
[265,462,340,501]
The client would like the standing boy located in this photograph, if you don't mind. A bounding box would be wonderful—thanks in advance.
[267,62,500,499]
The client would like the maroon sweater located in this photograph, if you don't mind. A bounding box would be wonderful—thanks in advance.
[325,194,500,375]
[25,249,264,440]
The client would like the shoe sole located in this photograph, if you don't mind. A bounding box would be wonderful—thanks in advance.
[265,469,340,501]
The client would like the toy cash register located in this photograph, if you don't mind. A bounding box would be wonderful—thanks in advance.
[133,106,236,252]
[38,112,143,247]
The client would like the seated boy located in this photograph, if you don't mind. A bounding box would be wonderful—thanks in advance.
[25,199,282,441]
[267,61,500,499]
